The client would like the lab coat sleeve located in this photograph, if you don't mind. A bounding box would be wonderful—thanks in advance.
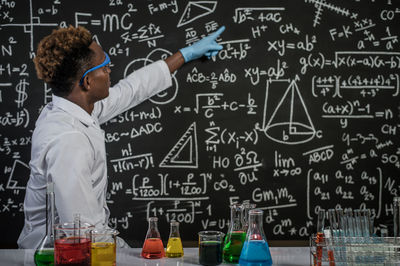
[93,60,172,125]
[45,131,105,227]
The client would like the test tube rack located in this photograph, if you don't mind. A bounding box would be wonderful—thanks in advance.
[310,234,400,265]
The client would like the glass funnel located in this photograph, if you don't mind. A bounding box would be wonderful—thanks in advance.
[141,217,165,259]
[239,209,272,266]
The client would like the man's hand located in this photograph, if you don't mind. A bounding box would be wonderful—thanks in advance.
[179,26,225,63]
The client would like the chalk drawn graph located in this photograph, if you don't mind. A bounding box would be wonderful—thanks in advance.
[304,0,358,27]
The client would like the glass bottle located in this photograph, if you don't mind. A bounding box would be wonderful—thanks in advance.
[223,203,246,263]
[239,209,272,266]
[166,220,184,258]
[141,217,165,259]
[34,182,55,266]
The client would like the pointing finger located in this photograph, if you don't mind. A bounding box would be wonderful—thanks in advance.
[209,26,225,40]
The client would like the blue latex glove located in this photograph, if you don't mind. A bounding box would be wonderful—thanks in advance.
[180,26,225,62]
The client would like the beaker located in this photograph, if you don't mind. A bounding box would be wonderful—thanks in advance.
[141,217,165,259]
[239,209,272,266]
[54,221,93,265]
[90,228,118,266]
[223,203,246,263]
[34,182,56,266]
[198,231,225,266]
[166,220,184,258]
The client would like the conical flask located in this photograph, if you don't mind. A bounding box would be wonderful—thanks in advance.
[166,220,184,258]
[34,182,55,265]
[141,217,165,259]
[223,203,246,263]
[239,209,272,266]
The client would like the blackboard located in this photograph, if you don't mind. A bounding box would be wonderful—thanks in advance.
[1,0,399,248]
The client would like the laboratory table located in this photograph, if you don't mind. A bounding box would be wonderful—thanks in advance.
[0,247,310,265]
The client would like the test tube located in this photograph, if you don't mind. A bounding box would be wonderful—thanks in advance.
[327,209,337,265]
[393,197,400,238]
[315,210,325,266]
[336,209,346,264]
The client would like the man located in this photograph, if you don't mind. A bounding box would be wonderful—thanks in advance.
[18,25,225,248]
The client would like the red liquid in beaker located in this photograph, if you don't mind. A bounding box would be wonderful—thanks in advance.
[141,238,165,259]
[55,237,91,265]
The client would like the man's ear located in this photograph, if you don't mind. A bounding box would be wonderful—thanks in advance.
[81,75,90,91]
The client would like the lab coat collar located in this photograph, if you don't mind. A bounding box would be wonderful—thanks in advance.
[52,94,96,127]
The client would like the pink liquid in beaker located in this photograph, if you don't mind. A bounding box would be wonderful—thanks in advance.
[55,237,91,265]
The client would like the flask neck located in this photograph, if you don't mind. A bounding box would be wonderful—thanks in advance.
[229,204,243,231]
[146,219,161,239]
[241,203,255,231]
[247,211,266,241]
[169,223,180,238]
[46,183,55,239]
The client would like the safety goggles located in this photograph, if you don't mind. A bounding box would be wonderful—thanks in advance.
[79,52,110,86]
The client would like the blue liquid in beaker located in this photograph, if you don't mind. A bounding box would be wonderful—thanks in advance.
[239,240,272,266]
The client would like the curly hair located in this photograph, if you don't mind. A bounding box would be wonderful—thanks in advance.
[34,26,94,96]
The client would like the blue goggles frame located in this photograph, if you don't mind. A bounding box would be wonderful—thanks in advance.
[79,52,110,86]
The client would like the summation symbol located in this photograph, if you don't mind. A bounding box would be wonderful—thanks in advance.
[304,0,357,27]
[15,79,29,108]
[262,76,316,145]
[159,122,198,168]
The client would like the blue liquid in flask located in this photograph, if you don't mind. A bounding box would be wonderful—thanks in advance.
[239,239,272,266]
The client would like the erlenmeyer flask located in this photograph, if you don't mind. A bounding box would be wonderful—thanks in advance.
[166,220,184,258]
[239,209,272,266]
[141,217,165,259]
[223,203,246,263]
[34,182,55,266]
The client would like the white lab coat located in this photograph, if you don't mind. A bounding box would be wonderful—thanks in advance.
[18,60,172,249]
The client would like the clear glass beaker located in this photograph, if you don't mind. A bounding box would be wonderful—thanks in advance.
[198,231,224,266]
[166,220,184,258]
[141,217,165,259]
[239,209,272,266]
[90,228,118,266]
[54,221,93,265]
[223,203,246,263]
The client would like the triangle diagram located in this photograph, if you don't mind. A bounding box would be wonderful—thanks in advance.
[159,122,198,168]
[6,159,30,190]
[177,1,217,27]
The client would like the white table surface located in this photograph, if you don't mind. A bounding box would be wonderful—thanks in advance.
[0,247,310,266]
